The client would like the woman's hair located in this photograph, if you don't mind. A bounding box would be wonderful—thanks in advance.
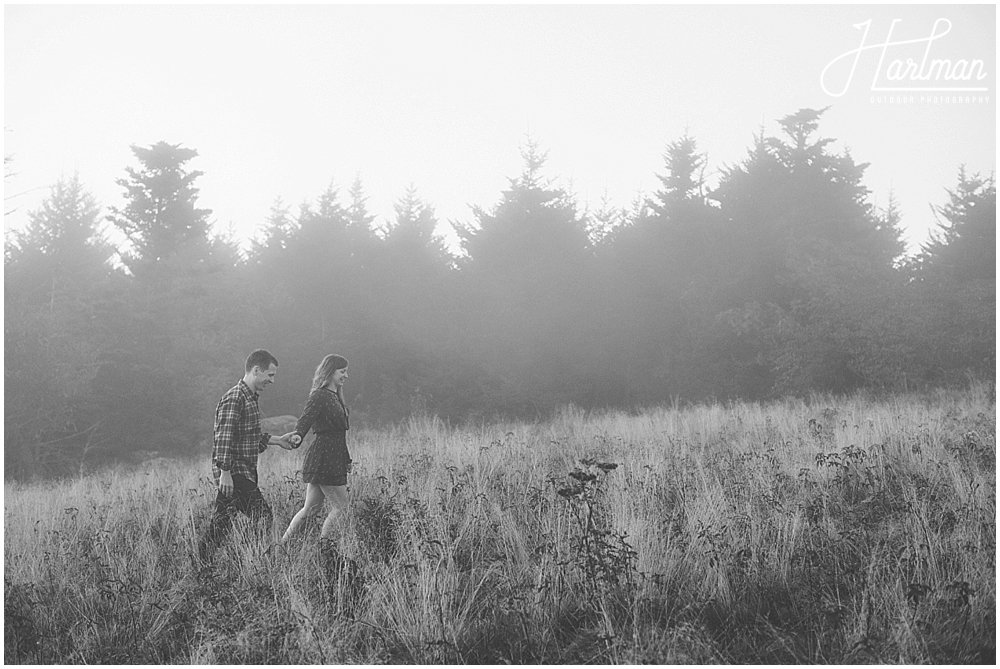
[311,354,349,400]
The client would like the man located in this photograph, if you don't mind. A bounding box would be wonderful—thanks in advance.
[198,349,294,563]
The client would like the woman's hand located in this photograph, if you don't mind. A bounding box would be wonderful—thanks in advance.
[277,431,302,449]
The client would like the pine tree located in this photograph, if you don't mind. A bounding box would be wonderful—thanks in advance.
[385,184,451,267]
[709,109,908,395]
[4,174,111,476]
[7,173,111,304]
[455,138,595,412]
[248,198,297,260]
[358,185,457,417]
[917,167,996,285]
[909,168,996,382]
[107,141,216,281]
[650,132,707,216]
[285,182,352,345]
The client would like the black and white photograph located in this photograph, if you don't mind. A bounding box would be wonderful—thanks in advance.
[4,3,995,664]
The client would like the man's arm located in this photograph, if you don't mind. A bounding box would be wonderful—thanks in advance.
[214,392,240,495]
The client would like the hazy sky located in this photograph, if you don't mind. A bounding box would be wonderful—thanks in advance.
[4,3,995,254]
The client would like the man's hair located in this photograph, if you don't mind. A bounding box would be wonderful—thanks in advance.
[246,349,278,372]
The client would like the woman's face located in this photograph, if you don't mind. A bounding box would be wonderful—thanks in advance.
[331,366,348,388]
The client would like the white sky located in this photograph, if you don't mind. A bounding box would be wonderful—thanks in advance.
[4,3,996,255]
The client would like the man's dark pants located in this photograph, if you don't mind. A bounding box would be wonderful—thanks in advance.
[198,473,273,563]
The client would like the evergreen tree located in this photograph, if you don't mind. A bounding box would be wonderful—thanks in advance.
[457,138,591,275]
[650,133,707,216]
[106,141,216,281]
[360,186,457,417]
[385,185,450,266]
[709,109,907,396]
[607,133,724,401]
[4,174,112,476]
[249,198,297,259]
[346,174,377,238]
[909,169,996,382]
[283,183,352,346]
[263,181,385,415]
[345,175,380,276]
[916,168,996,285]
[7,173,111,304]
[586,191,620,248]
[455,138,595,413]
[95,143,246,460]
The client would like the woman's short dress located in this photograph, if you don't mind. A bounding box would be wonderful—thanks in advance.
[294,387,351,486]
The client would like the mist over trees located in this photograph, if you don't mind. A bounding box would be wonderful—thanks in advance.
[4,110,995,478]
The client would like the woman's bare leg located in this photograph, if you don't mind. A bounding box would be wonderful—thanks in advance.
[319,484,350,539]
[281,483,326,542]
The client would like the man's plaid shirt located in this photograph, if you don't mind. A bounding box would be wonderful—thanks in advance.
[212,380,271,483]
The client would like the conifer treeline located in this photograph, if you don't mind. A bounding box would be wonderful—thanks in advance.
[4,109,995,478]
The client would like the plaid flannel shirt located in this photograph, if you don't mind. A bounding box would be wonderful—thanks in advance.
[212,380,271,483]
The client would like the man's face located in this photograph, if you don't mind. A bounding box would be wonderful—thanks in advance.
[250,363,277,393]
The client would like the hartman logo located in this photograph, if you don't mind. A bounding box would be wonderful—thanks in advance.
[821,18,989,97]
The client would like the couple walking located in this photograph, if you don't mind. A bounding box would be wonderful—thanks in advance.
[197,349,353,564]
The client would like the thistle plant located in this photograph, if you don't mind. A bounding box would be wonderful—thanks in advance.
[556,458,637,601]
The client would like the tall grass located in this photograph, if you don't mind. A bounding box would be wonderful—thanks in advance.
[5,385,995,663]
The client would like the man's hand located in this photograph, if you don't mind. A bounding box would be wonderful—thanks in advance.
[277,431,301,449]
[218,470,234,497]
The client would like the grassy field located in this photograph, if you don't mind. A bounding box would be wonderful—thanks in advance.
[4,385,996,664]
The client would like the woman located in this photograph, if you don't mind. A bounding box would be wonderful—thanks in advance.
[281,354,352,544]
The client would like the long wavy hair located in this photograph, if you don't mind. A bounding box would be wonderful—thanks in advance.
[311,354,349,403]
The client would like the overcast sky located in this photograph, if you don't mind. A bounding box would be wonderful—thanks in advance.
[5,3,995,255]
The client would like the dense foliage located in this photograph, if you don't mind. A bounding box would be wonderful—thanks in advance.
[4,111,996,477]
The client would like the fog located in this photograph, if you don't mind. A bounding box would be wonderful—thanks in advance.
[4,6,995,478]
